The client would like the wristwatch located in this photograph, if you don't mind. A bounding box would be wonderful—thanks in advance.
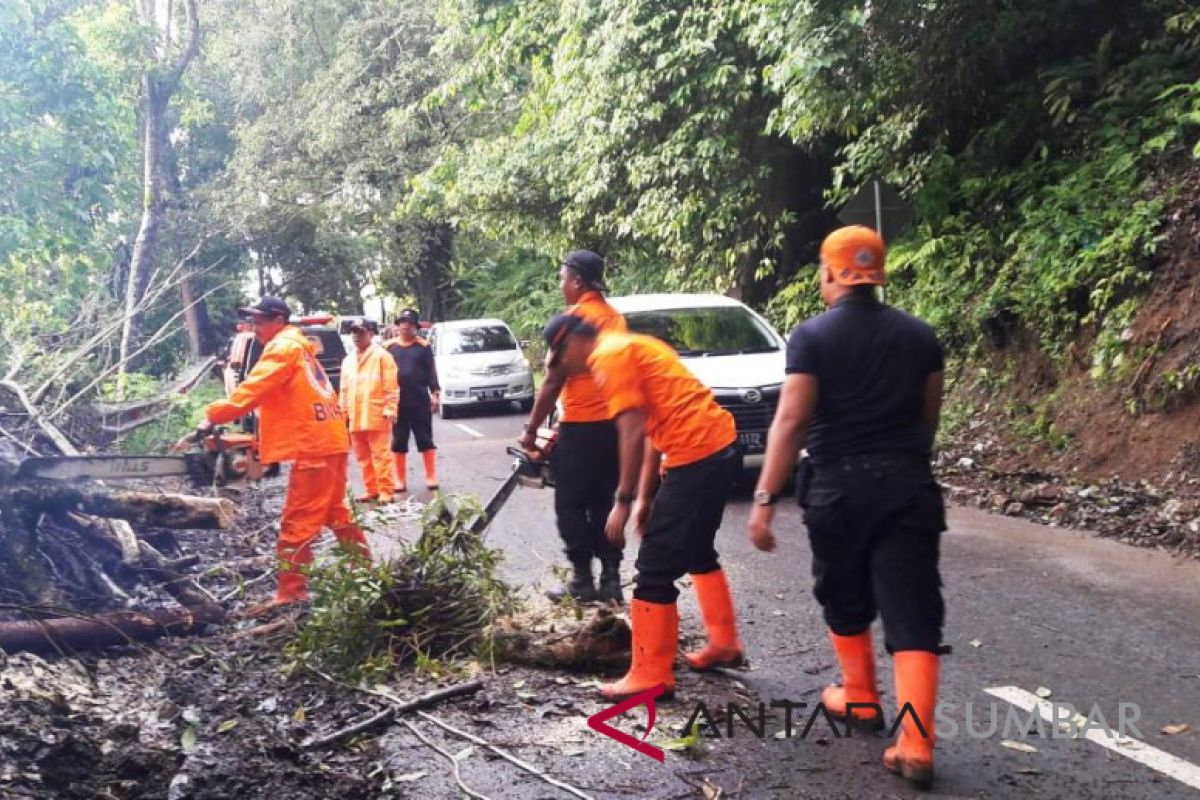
[753,489,778,506]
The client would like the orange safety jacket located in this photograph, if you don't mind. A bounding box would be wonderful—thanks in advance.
[206,325,349,463]
[339,343,400,433]
[588,330,736,469]
[560,291,627,423]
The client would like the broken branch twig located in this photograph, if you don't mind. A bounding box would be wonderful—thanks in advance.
[416,710,595,800]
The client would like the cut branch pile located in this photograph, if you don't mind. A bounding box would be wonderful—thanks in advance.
[0,395,232,655]
[287,495,520,680]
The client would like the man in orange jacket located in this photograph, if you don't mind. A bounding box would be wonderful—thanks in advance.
[543,313,743,700]
[340,319,399,504]
[203,297,371,607]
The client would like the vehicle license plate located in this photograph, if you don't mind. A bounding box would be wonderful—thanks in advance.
[738,431,764,453]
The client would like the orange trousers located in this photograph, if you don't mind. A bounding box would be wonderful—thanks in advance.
[351,429,395,499]
[276,453,371,602]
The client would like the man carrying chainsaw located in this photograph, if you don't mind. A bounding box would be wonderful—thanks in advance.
[518,250,627,604]
[340,318,399,504]
[200,296,371,608]
[542,312,744,700]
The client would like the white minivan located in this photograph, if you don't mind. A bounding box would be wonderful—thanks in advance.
[607,293,787,467]
[428,318,535,419]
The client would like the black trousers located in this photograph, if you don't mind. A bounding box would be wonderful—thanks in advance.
[391,401,435,453]
[634,444,739,604]
[801,453,946,654]
[552,421,621,565]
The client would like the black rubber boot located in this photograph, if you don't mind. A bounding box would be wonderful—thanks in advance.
[546,562,598,603]
[597,558,623,605]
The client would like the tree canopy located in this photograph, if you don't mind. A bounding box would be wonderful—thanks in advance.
[1,0,1198,392]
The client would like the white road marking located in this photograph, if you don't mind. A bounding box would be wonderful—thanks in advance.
[454,423,486,439]
[985,685,1200,791]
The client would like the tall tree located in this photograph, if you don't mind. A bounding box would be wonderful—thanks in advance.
[118,0,200,375]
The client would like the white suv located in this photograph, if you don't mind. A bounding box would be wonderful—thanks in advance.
[428,318,535,419]
[607,293,787,467]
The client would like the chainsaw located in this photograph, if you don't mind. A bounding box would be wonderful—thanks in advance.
[468,426,557,534]
[14,428,260,487]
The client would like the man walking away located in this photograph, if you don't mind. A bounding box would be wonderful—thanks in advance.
[749,225,947,789]
[385,308,441,491]
[340,319,399,504]
[203,297,372,609]
[544,313,744,700]
[518,250,627,604]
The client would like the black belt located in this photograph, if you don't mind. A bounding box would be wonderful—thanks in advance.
[810,452,931,473]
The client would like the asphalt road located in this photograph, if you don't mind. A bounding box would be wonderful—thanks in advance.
[353,402,1200,799]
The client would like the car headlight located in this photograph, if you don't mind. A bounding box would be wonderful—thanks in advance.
[510,357,529,373]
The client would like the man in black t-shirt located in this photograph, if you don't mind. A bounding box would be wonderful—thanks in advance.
[385,308,441,491]
[749,225,946,789]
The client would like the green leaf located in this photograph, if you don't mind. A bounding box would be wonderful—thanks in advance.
[217,719,240,734]
[181,726,197,753]
[660,723,704,753]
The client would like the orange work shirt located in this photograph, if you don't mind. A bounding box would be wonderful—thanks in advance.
[206,325,349,463]
[560,291,627,422]
[588,330,736,469]
[340,343,400,433]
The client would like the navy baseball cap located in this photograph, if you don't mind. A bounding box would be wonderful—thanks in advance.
[239,296,290,320]
[562,250,608,292]
[348,318,378,334]
[543,313,596,368]
[395,308,420,326]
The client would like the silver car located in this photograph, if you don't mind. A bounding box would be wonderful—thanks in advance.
[429,318,535,419]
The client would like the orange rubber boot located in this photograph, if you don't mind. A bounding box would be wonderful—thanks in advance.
[883,651,940,789]
[422,450,439,490]
[683,569,744,670]
[822,630,883,730]
[274,542,314,604]
[600,600,678,700]
[393,453,407,492]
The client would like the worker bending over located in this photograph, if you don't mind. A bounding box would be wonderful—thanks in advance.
[543,313,744,700]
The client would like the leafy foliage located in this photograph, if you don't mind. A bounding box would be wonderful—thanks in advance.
[286,494,519,681]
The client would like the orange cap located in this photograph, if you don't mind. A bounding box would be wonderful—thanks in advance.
[820,225,887,286]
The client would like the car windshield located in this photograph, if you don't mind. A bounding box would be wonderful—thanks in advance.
[623,307,779,357]
[441,325,518,355]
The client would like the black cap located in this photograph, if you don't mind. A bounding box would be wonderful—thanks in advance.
[395,308,420,326]
[239,296,290,320]
[543,313,596,368]
[562,250,607,292]
[348,318,378,334]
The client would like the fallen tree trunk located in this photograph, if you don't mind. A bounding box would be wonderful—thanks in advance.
[0,605,225,655]
[5,483,236,529]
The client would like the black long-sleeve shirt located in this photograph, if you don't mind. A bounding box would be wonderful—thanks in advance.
[386,338,440,406]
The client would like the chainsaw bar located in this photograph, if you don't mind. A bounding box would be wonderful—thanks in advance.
[15,454,214,484]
